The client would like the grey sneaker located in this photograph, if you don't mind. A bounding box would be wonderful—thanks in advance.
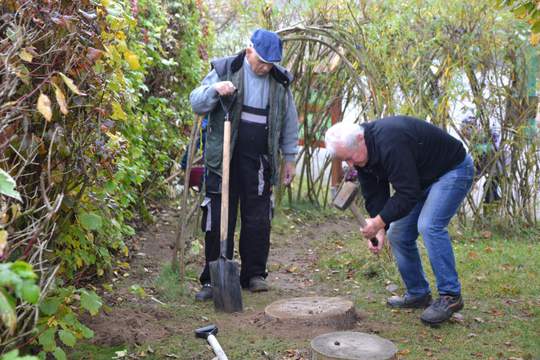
[248,276,268,292]
[387,293,432,309]
[421,294,464,326]
[195,283,212,301]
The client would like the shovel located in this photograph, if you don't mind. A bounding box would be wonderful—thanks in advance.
[209,94,243,313]
[195,324,228,360]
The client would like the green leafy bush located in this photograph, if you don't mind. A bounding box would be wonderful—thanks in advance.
[0,262,40,335]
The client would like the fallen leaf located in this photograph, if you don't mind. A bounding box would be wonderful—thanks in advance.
[286,265,298,273]
[59,72,86,96]
[398,349,411,356]
[490,308,504,317]
[37,93,52,121]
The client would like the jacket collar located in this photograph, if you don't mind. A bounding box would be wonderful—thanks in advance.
[361,122,379,168]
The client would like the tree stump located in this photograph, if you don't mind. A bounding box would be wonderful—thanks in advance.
[311,332,397,360]
[264,297,357,329]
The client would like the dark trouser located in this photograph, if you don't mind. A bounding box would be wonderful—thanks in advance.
[199,122,272,288]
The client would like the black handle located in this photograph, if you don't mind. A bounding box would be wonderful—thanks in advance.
[195,324,218,339]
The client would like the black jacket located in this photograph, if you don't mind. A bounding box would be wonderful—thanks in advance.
[357,116,466,225]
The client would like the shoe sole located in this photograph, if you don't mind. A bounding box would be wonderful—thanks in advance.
[387,302,432,309]
[249,287,269,293]
[387,299,432,309]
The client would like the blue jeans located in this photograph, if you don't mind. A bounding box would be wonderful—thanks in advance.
[387,155,474,297]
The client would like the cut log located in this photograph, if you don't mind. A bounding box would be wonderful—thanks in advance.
[311,332,397,360]
[264,297,357,329]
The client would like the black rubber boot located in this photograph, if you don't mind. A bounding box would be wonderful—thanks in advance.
[387,293,432,309]
[194,283,213,301]
[421,294,464,326]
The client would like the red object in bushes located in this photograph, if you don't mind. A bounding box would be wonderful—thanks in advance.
[189,166,204,189]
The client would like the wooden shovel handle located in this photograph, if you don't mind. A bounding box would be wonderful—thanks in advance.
[219,119,231,257]
[349,203,379,247]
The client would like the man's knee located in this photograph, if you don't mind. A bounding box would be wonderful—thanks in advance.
[418,217,445,238]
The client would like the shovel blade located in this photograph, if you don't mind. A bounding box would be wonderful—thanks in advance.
[209,258,243,313]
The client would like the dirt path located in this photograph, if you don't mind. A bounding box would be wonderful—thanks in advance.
[79,205,540,360]
[82,205,368,358]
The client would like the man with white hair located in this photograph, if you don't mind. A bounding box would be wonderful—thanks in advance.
[325,116,474,326]
[190,29,298,301]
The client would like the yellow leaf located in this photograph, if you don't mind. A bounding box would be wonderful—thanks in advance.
[531,33,540,46]
[53,84,68,115]
[116,31,126,41]
[18,49,33,62]
[0,230,7,257]
[105,131,127,146]
[37,93,52,122]
[10,204,21,221]
[15,65,30,85]
[59,72,86,96]
[125,51,141,70]
[111,102,127,121]
[75,256,83,268]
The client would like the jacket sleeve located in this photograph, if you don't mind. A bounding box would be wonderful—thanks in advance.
[358,170,390,219]
[189,70,220,114]
[378,146,422,224]
[279,89,299,162]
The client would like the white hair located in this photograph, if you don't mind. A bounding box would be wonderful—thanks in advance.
[324,122,364,157]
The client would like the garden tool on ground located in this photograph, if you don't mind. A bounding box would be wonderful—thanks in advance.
[195,324,228,360]
[333,181,378,247]
[209,93,243,313]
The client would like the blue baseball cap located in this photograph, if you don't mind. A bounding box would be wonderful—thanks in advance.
[250,29,283,63]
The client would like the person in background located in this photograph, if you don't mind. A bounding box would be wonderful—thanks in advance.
[189,29,299,301]
[325,116,474,326]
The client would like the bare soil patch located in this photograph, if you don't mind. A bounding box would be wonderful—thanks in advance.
[83,205,365,348]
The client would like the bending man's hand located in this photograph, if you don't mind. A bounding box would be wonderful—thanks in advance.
[282,161,296,186]
[214,81,236,96]
[368,229,386,254]
[361,215,386,239]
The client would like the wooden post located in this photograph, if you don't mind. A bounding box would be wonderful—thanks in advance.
[329,97,343,191]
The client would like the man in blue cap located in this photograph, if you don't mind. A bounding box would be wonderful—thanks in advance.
[190,29,299,300]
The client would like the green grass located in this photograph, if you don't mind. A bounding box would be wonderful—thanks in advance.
[153,262,195,302]
[70,207,539,360]
[317,225,540,360]
[69,344,126,360]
